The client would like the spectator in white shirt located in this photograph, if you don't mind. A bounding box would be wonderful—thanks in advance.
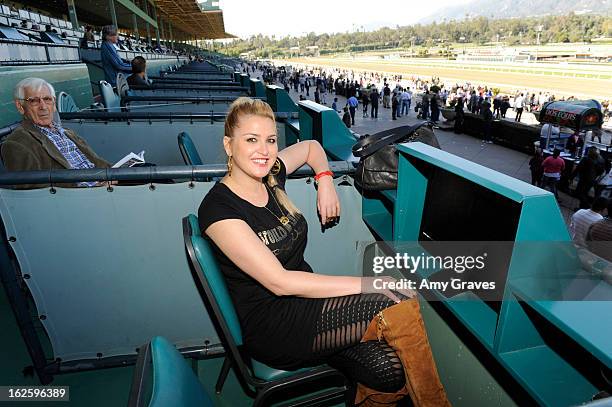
[514,93,525,122]
[400,89,411,116]
[569,196,608,246]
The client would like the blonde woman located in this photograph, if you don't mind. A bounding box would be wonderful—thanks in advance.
[198,97,414,393]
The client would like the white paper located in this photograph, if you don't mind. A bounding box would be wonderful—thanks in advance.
[112,150,145,168]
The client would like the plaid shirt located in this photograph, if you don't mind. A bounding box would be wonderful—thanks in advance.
[35,123,97,187]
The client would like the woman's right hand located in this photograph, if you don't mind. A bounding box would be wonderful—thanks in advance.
[361,276,416,303]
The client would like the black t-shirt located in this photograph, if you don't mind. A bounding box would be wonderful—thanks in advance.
[198,159,324,369]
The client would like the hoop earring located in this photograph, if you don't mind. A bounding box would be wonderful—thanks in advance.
[270,158,281,175]
[227,156,233,176]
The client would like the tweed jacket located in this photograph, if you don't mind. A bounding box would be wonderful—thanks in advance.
[1,120,110,189]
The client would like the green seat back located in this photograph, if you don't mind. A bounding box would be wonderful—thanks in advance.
[178,132,204,166]
[186,214,243,346]
[149,336,213,407]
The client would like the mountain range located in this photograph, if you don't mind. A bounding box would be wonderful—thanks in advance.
[420,0,612,23]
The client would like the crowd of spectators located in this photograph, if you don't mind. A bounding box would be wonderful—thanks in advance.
[265,63,611,129]
[251,61,612,263]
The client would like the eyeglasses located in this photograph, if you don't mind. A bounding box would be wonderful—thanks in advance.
[20,96,55,107]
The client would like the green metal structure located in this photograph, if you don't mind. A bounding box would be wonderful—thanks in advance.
[265,85,298,115]
[298,100,357,162]
[248,78,266,98]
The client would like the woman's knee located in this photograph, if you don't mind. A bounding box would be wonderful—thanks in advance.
[338,341,406,393]
[366,364,406,393]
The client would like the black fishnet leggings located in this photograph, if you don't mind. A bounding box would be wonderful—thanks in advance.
[312,293,405,393]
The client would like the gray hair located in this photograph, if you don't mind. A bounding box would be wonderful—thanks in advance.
[102,25,117,41]
[13,77,55,102]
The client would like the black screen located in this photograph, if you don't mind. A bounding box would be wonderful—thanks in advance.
[412,157,522,307]
[415,158,521,242]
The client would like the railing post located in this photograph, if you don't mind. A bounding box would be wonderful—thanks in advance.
[44,43,50,64]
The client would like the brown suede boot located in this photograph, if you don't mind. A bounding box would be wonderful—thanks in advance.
[355,299,451,407]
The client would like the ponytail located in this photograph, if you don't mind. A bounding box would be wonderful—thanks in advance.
[266,173,301,217]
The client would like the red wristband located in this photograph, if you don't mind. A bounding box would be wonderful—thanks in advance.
[314,170,334,182]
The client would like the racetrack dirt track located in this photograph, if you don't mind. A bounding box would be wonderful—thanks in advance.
[287,57,612,100]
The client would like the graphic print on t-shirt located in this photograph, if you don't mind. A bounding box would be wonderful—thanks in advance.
[257,213,300,246]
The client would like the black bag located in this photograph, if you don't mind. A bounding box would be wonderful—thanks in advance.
[352,123,440,191]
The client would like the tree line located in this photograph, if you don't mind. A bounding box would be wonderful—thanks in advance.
[221,13,611,58]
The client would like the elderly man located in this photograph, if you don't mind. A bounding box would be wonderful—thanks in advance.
[100,25,132,86]
[1,77,109,187]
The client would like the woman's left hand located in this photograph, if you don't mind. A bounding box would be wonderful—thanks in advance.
[316,176,340,225]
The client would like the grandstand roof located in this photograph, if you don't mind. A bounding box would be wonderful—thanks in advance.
[156,0,235,39]
[17,0,233,40]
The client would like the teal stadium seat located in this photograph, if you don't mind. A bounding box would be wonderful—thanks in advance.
[182,215,349,407]
[128,336,214,407]
[177,132,203,165]
[99,80,121,112]
[56,91,79,113]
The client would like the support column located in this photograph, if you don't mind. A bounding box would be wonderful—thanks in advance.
[159,16,166,47]
[66,0,79,29]
[152,6,160,46]
[108,0,118,28]
[142,0,151,45]
[146,23,151,45]
[132,14,139,40]
[168,22,174,50]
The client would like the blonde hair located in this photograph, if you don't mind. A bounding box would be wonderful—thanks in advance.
[225,97,301,216]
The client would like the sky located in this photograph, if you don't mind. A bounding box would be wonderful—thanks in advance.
[217,0,474,39]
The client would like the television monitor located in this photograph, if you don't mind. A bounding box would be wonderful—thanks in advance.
[18,9,29,19]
